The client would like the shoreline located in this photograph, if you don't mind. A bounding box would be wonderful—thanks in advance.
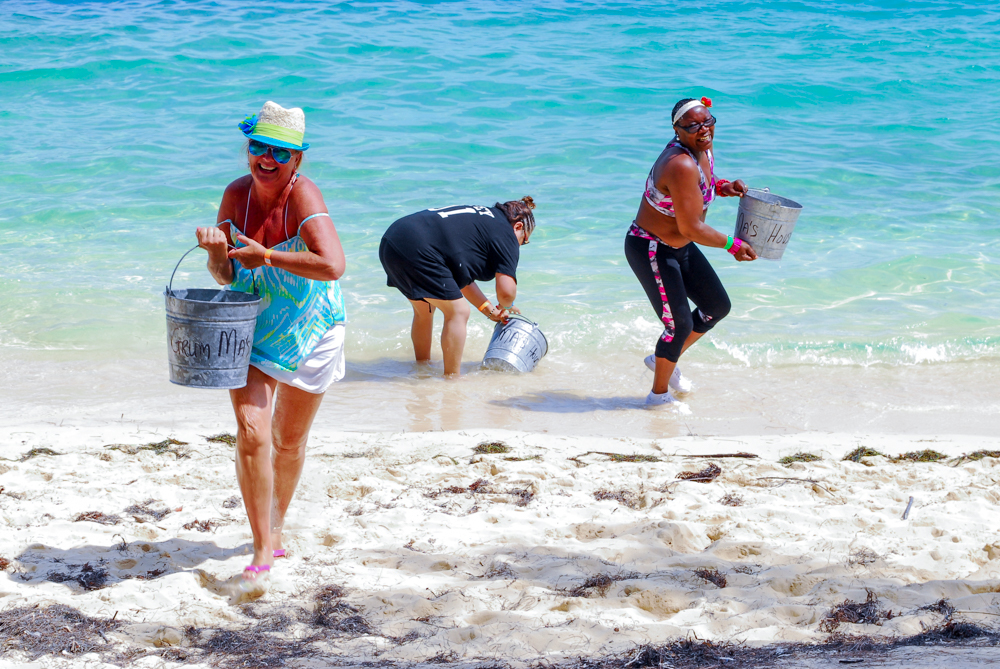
[1,425,998,667]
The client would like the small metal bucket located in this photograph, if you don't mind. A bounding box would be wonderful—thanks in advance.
[482,315,548,373]
[164,245,261,389]
[734,188,803,260]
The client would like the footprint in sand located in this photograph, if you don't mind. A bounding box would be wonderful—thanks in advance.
[194,568,269,603]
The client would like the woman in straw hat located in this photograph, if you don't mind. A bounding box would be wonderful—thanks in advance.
[625,96,756,413]
[196,101,346,588]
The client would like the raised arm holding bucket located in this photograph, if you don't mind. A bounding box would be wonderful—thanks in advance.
[194,101,347,590]
[624,96,757,412]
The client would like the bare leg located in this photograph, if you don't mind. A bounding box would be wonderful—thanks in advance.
[229,366,278,579]
[408,299,436,363]
[425,297,470,376]
[270,382,325,552]
[652,331,705,394]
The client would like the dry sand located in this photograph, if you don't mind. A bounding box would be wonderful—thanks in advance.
[1,426,999,667]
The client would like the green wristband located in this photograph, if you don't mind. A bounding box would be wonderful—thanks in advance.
[724,235,734,251]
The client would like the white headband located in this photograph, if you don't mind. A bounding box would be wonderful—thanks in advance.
[672,99,705,125]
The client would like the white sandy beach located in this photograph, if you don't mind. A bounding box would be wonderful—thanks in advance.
[1,424,999,667]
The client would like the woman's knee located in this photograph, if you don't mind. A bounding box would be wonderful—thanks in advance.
[694,295,732,331]
[231,396,271,452]
[273,423,309,455]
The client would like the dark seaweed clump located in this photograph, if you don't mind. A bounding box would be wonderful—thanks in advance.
[779,452,822,466]
[892,450,947,463]
[473,441,510,455]
[843,447,884,462]
[676,463,721,483]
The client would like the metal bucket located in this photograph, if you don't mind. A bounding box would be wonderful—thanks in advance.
[164,245,261,389]
[734,188,802,260]
[482,315,548,373]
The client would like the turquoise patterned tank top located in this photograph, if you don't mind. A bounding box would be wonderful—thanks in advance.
[227,196,346,373]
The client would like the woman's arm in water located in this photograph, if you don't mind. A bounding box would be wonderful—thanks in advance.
[460,282,509,323]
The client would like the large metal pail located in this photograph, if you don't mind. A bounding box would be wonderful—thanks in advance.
[482,315,548,373]
[734,189,803,260]
[164,246,261,389]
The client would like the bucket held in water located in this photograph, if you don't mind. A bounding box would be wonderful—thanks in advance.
[734,188,802,260]
[482,314,548,373]
[164,245,262,389]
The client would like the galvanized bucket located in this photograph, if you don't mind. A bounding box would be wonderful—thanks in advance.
[164,245,261,389]
[482,315,548,373]
[734,188,803,260]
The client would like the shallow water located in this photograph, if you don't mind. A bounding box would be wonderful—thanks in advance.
[2,1,998,436]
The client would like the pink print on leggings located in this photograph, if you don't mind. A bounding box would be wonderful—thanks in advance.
[647,240,675,342]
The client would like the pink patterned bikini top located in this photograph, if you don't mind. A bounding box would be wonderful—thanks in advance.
[643,138,715,216]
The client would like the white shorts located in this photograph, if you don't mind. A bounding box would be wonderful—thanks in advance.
[251,324,346,394]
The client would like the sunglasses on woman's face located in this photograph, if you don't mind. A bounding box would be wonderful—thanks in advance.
[248,140,294,164]
[675,115,717,134]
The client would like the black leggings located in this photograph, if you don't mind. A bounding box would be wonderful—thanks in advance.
[624,233,731,363]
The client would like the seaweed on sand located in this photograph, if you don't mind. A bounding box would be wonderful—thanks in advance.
[45,563,110,591]
[568,570,641,598]
[594,488,642,509]
[953,450,1000,465]
[124,499,172,522]
[693,567,727,588]
[779,452,822,466]
[474,441,510,454]
[73,511,121,525]
[19,447,61,462]
[820,589,893,632]
[312,585,374,636]
[843,446,884,462]
[846,548,882,568]
[574,640,780,669]
[719,493,743,507]
[892,450,947,463]
[676,463,722,483]
[0,604,123,660]
[107,438,190,458]
[183,519,223,532]
[206,433,236,445]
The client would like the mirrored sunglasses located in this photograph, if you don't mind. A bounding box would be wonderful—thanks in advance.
[248,139,294,164]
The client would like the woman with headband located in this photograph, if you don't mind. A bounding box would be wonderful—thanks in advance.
[624,96,757,411]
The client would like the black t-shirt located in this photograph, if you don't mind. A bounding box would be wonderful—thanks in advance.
[383,205,520,289]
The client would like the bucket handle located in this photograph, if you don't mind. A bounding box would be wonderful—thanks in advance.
[503,313,538,327]
[166,245,201,296]
[166,244,259,296]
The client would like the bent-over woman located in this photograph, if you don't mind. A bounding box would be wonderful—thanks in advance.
[195,101,346,588]
[379,198,536,376]
[626,96,756,411]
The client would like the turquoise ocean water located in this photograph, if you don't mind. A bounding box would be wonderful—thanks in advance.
[1,1,998,437]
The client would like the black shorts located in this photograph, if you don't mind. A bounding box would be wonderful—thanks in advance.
[379,237,463,302]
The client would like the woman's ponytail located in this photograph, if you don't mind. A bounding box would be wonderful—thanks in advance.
[495,196,536,235]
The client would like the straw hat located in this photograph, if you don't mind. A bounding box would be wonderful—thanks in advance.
[238,101,310,151]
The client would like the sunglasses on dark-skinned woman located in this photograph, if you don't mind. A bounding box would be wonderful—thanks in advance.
[248,139,294,164]
[675,115,717,134]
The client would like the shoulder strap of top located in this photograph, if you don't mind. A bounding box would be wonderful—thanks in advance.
[668,138,706,185]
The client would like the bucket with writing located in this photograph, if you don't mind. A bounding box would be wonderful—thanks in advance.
[482,315,548,373]
[164,245,261,389]
[734,188,803,260]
